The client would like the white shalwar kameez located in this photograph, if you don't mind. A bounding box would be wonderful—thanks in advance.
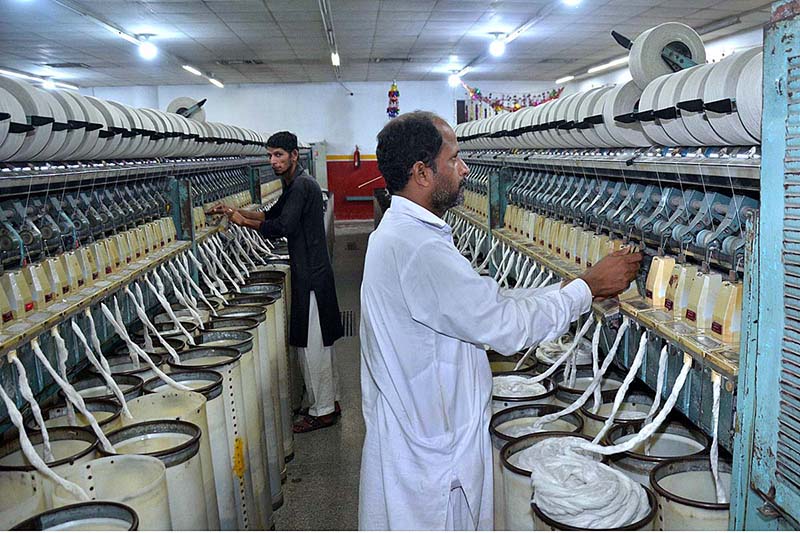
[358,196,592,530]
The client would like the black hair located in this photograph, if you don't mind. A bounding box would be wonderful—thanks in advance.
[376,111,443,194]
[267,131,298,153]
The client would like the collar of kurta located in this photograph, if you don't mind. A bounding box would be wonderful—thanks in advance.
[389,195,450,232]
[281,164,306,188]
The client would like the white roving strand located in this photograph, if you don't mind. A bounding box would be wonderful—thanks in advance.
[201,242,238,291]
[591,318,603,413]
[514,257,531,289]
[710,372,727,504]
[578,356,692,456]
[191,248,228,296]
[644,345,669,426]
[112,298,138,369]
[30,339,116,452]
[532,318,631,431]
[498,250,517,287]
[159,265,203,328]
[535,271,554,289]
[470,234,487,267]
[100,302,190,392]
[210,236,246,285]
[152,267,201,335]
[592,332,648,443]
[144,275,195,345]
[214,234,248,279]
[493,374,547,397]
[0,382,90,502]
[231,232,257,271]
[176,255,221,313]
[124,287,182,364]
[520,316,597,378]
[83,309,111,375]
[70,319,132,419]
[133,283,153,351]
[169,259,197,307]
[526,437,649,529]
[51,327,76,425]
[494,245,511,281]
[11,355,53,462]
[476,239,499,272]
[522,262,539,288]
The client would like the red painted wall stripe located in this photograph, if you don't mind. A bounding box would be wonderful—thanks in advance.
[327,155,386,220]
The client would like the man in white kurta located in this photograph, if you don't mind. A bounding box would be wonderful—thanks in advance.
[359,111,641,530]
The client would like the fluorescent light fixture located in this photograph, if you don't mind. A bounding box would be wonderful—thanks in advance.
[331,51,340,66]
[555,75,575,84]
[489,36,506,57]
[563,0,582,6]
[449,54,458,63]
[139,41,158,60]
[182,65,202,76]
[587,56,628,74]
[116,31,141,45]
[0,68,42,82]
[448,73,461,88]
[41,79,56,90]
[209,78,224,88]
[457,66,472,77]
[54,81,79,91]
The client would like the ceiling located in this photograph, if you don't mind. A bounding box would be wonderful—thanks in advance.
[0,0,773,87]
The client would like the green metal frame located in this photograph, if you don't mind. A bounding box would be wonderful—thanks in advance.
[733,2,800,528]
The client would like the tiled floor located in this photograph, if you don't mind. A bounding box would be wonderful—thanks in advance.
[273,220,372,531]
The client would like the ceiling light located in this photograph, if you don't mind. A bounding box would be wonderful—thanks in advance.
[489,34,506,57]
[182,65,202,76]
[139,41,158,60]
[449,54,458,63]
[587,56,628,74]
[562,0,582,6]
[448,73,461,88]
[208,78,224,88]
[555,75,575,84]
[116,31,141,45]
[457,66,473,77]
[331,51,340,66]
[41,79,56,90]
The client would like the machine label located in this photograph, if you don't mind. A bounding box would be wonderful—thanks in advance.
[45,294,53,303]
[2,312,12,323]
[565,251,570,259]
[24,302,34,312]
[665,299,674,311]
[62,286,69,294]
[686,309,697,322]
[645,289,653,299]
[711,322,723,335]
[105,266,112,274]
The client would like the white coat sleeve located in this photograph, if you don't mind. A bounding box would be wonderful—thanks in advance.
[399,237,592,355]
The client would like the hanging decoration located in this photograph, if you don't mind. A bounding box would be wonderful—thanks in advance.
[387,81,400,118]
[460,80,564,121]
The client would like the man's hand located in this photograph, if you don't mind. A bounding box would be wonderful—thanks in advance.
[206,204,235,217]
[579,248,643,299]
[229,210,247,226]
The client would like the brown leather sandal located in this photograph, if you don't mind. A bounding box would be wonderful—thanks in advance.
[292,413,338,433]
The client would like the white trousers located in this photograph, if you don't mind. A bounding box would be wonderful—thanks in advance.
[297,291,339,417]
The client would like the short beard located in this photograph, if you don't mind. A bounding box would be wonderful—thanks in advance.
[431,175,463,214]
